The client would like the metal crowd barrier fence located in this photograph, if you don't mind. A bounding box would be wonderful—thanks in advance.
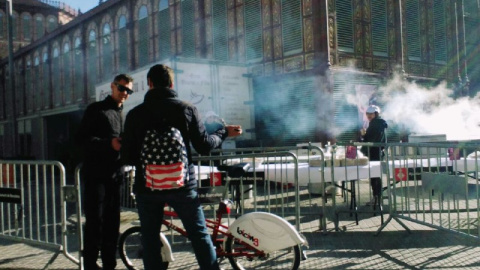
[372,140,480,238]
[0,160,82,269]
[192,145,327,232]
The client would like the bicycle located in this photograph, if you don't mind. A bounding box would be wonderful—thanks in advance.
[118,163,308,270]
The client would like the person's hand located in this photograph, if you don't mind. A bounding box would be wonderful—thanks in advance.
[360,128,366,136]
[226,125,242,137]
[112,137,122,151]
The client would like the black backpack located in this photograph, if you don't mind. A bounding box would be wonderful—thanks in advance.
[140,124,189,190]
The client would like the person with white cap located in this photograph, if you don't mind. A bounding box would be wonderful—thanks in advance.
[361,104,388,210]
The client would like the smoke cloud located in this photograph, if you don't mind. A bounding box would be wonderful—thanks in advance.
[374,74,480,140]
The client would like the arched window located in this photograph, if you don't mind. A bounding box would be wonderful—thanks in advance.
[47,16,57,33]
[22,14,31,41]
[117,15,128,72]
[74,37,84,101]
[158,0,170,59]
[88,29,98,96]
[25,59,33,113]
[42,51,50,108]
[33,56,40,110]
[62,42,72,104]
[137,5,149,66]
[35,15,44,39]
[102,23,113,80]
[52,47,61,106]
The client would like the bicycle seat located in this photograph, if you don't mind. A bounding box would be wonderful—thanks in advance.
[217,162,251,178]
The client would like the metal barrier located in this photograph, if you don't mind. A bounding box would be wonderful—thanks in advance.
[0,160,82,269]
[374,141,480,238]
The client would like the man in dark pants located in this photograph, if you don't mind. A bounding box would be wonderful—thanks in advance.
[121,64,242,270]
[361,105,388,208]
[76,74,134,270]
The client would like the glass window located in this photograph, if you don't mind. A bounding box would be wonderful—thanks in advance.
[88,30,98,96]
[74,37,84,101]
[158,0,170,59]
[52,47,61,106]
[118,15,128,72]
[47,16,57,32]
[102,23,113,80]
[137,6,149,66]
[63,42,72,104]
[35,15,44,39]
[23,14,31,41]
[42,51,50,108]
[25,59,33,112]
[33,56,40,110]
[159,0,168,10]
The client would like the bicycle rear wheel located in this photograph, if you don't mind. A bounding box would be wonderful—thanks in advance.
[225,236,301,270]
[118,226,169,270]
[119,226,144,270]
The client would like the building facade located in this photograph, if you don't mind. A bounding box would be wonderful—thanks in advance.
[0,0,478,167]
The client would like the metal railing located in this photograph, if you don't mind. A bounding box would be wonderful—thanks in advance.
[0,160,81,269]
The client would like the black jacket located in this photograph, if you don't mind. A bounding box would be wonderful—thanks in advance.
[121,87,227,193]
[75,95,123,179]
[362,116,388,161]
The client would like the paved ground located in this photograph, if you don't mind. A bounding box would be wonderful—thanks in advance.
[2,182,480,270]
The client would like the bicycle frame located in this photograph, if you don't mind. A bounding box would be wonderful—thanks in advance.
[160,200,269,260]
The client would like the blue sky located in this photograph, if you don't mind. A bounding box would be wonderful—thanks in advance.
[61,0,99,13]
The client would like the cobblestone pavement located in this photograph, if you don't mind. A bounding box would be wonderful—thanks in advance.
[2,181,480,269]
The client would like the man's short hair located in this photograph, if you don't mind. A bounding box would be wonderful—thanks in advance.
[147,64,174,88]
[113,74,134,83]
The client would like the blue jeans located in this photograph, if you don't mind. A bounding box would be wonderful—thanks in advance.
[136,189,219,270]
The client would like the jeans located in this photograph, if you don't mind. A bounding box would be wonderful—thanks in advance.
[136,189,219,270]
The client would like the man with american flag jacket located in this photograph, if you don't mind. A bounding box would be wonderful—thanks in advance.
[121,64,242,270]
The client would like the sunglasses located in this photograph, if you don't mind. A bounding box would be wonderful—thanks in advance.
[115,83,133,95]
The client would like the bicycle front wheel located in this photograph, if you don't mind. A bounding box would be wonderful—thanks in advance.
[225,236,301,270]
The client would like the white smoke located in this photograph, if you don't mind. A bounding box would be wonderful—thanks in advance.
[378,74,480,140]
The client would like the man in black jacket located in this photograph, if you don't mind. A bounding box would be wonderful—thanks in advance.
[361,105,388,207]
[121,64,242,270]
[76,74,134,270]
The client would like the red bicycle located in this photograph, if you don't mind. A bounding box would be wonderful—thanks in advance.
[118,164,307,270]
